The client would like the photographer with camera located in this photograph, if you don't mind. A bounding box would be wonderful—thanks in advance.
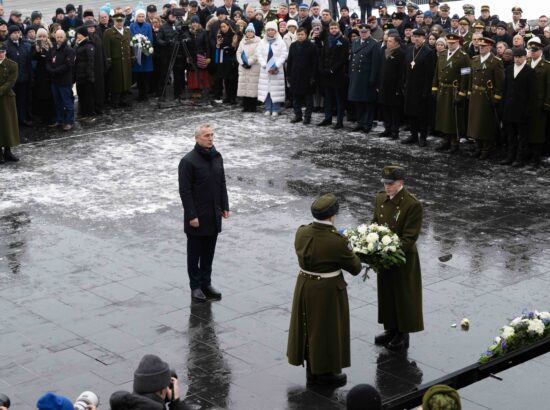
[110,354,191,410]
[0,393,10,409]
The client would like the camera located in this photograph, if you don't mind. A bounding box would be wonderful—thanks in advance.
[519,18,527,28]
[165,369,178,404]
[0,393,10,408]
[74,391,99,410]
[172,8,187,17]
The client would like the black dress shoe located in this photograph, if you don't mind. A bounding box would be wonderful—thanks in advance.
[436,141,451,151]
[500,158,514,165]
[332,122,344,130]
[351,124,365,132]
[0,150,4,164]
[418,137,427,147]
[386,333,409,351]
[202,285,222,300]
[317,119,332,126]
[401,135,418,144]
[307,372,347,387]
[191,289,207,302]
[290,116,303,124]
[379,130,391,138]
[512,160,525,168]
[303,117,311,125]
[3,147,19,162]
[374,330,396,346]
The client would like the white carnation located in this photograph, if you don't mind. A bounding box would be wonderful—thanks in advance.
[381,235,392,246]
[388,245,396,253]
[501,326,515,340]
[366,232,379,244]
[357,224,368,234]
[538,311,550,320]
[510,317,522,327]
[367,242,375,252]
[527,318,545,336]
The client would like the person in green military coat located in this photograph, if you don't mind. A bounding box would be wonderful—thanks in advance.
[458,17,472,51]
[0,42,20,164]
[103,13,134,107]
[287,194,362,387]
[432,33,471,153]
[372,165,423,351]
[526,40,550,166]
[467,37,504,159]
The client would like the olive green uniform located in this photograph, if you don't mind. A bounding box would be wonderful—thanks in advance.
[103,27,133,93]
[287,222,362,375]
[467,53,504,147]
[0,58,20,148]
[372,188,423,333]
[527,58,550,144]
[432,49,471,138]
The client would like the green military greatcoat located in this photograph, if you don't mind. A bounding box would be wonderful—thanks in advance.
[432,49,471,135]
[287,222,362,375]
[0,58,20,147]
[467,53,504,141]
[527,58,550,144]
[372,188,423,333]
[103,27,133,93]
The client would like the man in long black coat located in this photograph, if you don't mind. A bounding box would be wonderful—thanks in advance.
[317,22,349,129]
[178,124,230,303]
[287,28,318,124]
[402,29,436,147]
[85,21,105,115]
[378,33,405,139]
[499,48,536,167]
[5,25,32,126]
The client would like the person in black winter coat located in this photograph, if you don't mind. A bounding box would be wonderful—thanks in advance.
[317,22,349,129]
[178,124,229,302]
[500,48,536,167]
[213,21,238,103]
[32,28,56,125]
[74,27,96,121]
[287,28,318,124]
[156,12,185,99]
[84,21,105,115]
[61,4,83,33]
[6,25,32,125]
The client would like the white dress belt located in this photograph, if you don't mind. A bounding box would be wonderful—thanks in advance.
[300,269,342,278]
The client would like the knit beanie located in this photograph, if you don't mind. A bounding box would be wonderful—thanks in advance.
[346,384,382,410]
[37,392,74,410]
[265,20,278,32]
[245,22,255,34]
[76,25,89,37]
[56,8,65,15]
[133,354,172,394]
[422,385,462,410]
[66,4,76,14]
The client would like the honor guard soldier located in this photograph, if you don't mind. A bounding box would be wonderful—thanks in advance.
[526,38,550,167]
[372,166,423,351]
[260,0,277,23]
[432,33,471,153]
[467,37,504,159]
[287,194,362,387]
[458,17,473,51]
[0,42,20,163]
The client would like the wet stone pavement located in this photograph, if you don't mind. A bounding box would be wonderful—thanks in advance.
[1,100,550,409]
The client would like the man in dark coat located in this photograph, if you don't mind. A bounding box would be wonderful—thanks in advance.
[103,13,133,107]
[499,48,535,168]
[74,26,96,121]
[432,33,471,152]
[378,33,405,139]
[372,165,423,351]
[85,20,106,115]
[0,42,20,163]
[5,25,32,126]
[287,28,318,125]
[317,22,349,129]
[61,4,83,33]
[287,194,362,387]
[178,124,230,303]
[402,29,436,147]
[348,23,380,133]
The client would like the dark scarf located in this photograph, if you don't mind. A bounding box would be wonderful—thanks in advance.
[328,33,340,47]
[195,143,218,159]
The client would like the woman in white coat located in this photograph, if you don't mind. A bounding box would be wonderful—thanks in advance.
[236,23,261,112]
[256,20,288,117]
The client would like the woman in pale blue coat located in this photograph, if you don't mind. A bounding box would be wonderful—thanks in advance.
[130,8,154,101]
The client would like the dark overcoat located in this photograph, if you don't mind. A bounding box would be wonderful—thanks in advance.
[74,38,95,83]
[467,53,504,141]
[432,48,470,135]
[178,144,229,237]
[0,58,20,147]
[287,40,318,95]
[527,58,550,144]
[90,31,105,110]
[319,34,349,90]
[372,188,424,333]
[378,46,405,107]
[103,27,133,93]
[287,222,362,375]
[5,39,32,83]
[348,37,381,103]
[403,44,436,117]
[502,63,535,124]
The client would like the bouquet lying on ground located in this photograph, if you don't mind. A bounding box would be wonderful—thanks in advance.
[479,309,550,364]
[131,34,154,58]
[342,223,406,281]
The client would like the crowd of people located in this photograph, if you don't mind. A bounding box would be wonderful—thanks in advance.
[0,1,550,166]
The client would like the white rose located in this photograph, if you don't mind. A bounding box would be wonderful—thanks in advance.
[510,317,522,327]
[357,224,367,235]
[367,243,374,252]
[388,245,396,253]
[366,232,379,244]
[527,318,545,336]
[501,326,515,340]
[538,311,550,320]
[381,235,392,246]
[378,226,390,233]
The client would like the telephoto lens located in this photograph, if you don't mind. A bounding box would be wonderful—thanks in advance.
[73,391,99,410]
[0,393,10,408]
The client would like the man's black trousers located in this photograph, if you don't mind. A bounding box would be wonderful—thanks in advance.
[186,234,218,290]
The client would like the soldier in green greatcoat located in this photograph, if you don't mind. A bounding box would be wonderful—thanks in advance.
[287,194,362,387]
[0,42,20,164]
[467,37,504,159]
[432,33,471,153]
[526,39,550,166]
[372,166,423,351]
[103,13,133,107]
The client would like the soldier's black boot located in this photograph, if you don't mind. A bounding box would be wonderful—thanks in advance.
[401,134,418,144]
[374,330,396,346]
[303,116,311,125]
[436,137,451,151]
[386,332,409,351]
[290,116,303,124]
[0,148,5,164]
[309,372,347,387]
[499,156,514,165]
[317,119,332,126]
[418,135,427,147]
[379,129,391,138]
[3,147,19,162]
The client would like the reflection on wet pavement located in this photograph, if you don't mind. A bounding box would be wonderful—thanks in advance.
[1,101,550,409]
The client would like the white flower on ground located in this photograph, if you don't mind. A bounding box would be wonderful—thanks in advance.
[461,318,470,328]
[527,318,545,336]
[381,235,392,246]
[501,326,515,340]
[366,232,379,244]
